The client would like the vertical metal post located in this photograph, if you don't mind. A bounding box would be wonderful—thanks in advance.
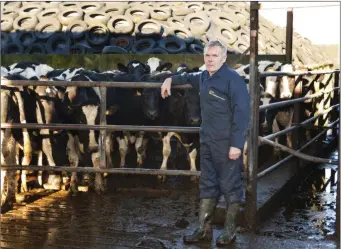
[293,76,302,168]
[332,72,339,137]
[286,8,293,64]
[337,138,340,239]
[99,86,107,189]
[336,71,340,240]
[245,1,259,232]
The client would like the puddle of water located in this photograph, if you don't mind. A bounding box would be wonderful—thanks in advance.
[261,149,338,241]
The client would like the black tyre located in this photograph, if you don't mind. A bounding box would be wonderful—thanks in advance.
[45,33,70,54]
[85,24,110,46]
[110,36,134,51]
[131,38,156,54]
[167,27,194,44]
[69,44,91,54]
[149,47,168,54]
[102,46,128,54]
[25,42,46,54]
[158,36,186,54]
[135,19,163,38]
[189,43,204,54]
[2,42,24,54]
[17,31,36,47]
[1,32,11,47]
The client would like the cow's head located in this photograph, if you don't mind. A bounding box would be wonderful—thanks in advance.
[117,60,150,81]
[147,57,172,73]
[142,88,160,120]
[279,64,295,99]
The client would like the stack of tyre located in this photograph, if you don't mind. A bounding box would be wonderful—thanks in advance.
[0,1,330,65]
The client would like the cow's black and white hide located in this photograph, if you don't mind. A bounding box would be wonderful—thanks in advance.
[62,70,114,194]
[106,60,152,168]
[262,63,296,159]
[140,58,201,182]
[1,85,23,208]
[1,74,36,197]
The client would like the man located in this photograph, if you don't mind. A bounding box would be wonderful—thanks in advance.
[160,40,250,245]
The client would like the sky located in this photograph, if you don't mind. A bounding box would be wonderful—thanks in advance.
[259,1,340,45]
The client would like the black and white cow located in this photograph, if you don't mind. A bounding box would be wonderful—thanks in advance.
[140,58,201,182]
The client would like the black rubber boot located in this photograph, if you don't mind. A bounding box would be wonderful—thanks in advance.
[183,198,217,243]
[216,202,240,246]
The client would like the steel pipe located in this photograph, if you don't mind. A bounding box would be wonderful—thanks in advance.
[261,104,339,142]
[259,87,340,111]
[257,118,339,178]
[0,123,200,133]
[0,165,201,176]
[260,70,339,77]
[1,80,192,89]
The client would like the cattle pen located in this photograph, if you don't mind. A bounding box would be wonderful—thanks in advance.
[1,1,340,249]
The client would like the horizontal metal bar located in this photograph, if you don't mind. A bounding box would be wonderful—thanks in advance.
[261,104,339,142]
[260,70,339,77]
[257,118,339,179]
[260,87,340,111]
[259,136,339,165]
[0,165,201,176]
[1,79,192,89]
[0,123,200,133]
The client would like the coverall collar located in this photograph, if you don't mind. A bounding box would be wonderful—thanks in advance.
[207,63,228,79]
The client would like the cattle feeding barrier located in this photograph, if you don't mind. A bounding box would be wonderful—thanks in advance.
[1,68,339,174]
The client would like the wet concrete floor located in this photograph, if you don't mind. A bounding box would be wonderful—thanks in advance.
[260,149,339,242]
[1,179,338,249]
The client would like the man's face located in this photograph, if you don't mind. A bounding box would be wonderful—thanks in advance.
[204,46,227,75]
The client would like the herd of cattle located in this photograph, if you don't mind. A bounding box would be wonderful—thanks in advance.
[1,58,318,207]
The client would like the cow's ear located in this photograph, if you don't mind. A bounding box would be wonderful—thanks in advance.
[117,63,127,72]
[191,67,199,72]
[157,62,172,72]
[143,64,151,74]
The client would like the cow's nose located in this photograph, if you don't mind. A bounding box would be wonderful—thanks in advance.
[88,145,99,153]
[190,117,201,125]
[148,110,157,119]
[280,92,292,99]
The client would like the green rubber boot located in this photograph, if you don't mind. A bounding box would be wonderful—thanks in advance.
[183,198,217,243]
[216,202,240,246]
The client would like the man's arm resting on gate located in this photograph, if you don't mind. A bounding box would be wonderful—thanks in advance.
[170,72,202,87]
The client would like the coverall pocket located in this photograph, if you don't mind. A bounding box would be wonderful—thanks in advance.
[208,89,226,101]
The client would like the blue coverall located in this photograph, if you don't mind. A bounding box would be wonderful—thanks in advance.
[171,63,250,204]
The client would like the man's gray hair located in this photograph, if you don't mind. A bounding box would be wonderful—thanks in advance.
[203,40,227,55]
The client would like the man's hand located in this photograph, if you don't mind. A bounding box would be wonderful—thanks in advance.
[229,147,241,160]
[161,78,172,99]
